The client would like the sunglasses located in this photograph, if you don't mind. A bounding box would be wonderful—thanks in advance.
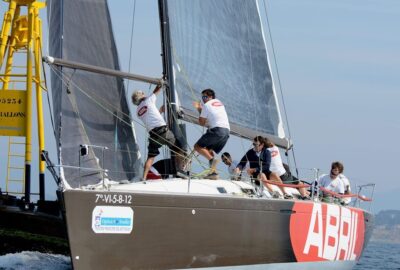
[222,158,228,163]
[253,143,261,147]
[201,95,209,100]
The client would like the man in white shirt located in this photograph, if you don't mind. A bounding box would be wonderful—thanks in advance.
[339,174,352,205]
[132,84,182,180]
[193,89,230,176]
[318,161,345,201]
[221,152,249,180]
[221,152,237,177]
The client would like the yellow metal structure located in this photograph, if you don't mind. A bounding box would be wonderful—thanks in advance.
[0,0,46,201]
[6,136,25,194]
[0,89,27,136]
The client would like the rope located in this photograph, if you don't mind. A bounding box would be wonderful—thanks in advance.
[262,0,299,171]
[164,47,221,171]
[165,94,212,171]
[262,179,310,189]
[115,0,137,144]
[319,187,372,201]
[171,46,198,105]
[48,65,190,163]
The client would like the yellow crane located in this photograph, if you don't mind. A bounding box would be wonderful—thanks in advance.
[0,0,46,206]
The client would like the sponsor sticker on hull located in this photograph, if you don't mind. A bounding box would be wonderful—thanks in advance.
[92,206,134,234]
[290,202,365,262]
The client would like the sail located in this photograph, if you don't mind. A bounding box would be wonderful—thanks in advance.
[48,0,141,187]
[163,0,290,148]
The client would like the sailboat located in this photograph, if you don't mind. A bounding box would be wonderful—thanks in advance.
[1,0,373,269]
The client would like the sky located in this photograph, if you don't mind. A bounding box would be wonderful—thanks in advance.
[1,0,399,213]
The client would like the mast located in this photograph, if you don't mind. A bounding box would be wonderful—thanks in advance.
[158,0,187,172]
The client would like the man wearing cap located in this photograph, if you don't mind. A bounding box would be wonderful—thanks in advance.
[132,84,182,180]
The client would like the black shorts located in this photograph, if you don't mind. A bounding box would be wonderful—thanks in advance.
[148,126,180,158]
[280,172,300,184]
[196,127,229,154]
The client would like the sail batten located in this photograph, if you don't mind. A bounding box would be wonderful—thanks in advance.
[164,0,288,146]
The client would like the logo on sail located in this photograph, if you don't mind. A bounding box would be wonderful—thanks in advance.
[289,202,365,262]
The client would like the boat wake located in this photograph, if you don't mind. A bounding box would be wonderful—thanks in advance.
[0,251,71,270]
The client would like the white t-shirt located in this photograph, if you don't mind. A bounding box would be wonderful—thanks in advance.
[318,174,345,194]
[200,98,230,130]
[339,174,352,204]
[267,146,286,176]
[227,160,238,175]
[227,160,249,179]
[339,174,351,191]
[136,93,166,131]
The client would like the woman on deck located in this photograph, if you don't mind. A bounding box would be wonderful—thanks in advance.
[234,136,292,199]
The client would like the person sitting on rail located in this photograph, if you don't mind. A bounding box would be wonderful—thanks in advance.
[234,136,293,199]
[318,161,345,203]
[264,137,310,200]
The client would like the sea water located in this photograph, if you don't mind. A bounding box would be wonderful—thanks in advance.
[353,242,400,270]
[0,251,71,270]
[0,242,398,270]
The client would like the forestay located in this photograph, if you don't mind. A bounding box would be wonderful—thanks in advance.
[164,0,290,148]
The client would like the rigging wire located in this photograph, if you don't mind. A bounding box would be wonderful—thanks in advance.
[169,44,262,173]
[228,2,262,169]
[48,64,194,166]
[112,0,138,164]
[166,96,211,171]
[126,0,137,90]
[40,0,58,140]
[244,1,259,134]
[40,46,57,139]
[262,0,299,175]
[45,0,52,55]
[162,47,217,170]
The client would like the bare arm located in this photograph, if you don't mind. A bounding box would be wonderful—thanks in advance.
[198,117,207,126]
[159,105,165,114]
[193,101,202,113]
[153,84,162,95]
